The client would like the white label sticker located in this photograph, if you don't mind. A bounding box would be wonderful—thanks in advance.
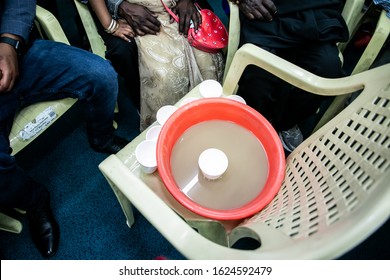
[18,107,58,141]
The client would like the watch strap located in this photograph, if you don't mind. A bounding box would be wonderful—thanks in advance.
[0,36,24,55]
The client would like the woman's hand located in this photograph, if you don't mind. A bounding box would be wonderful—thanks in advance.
[239,0,277,21]
[0,41,19,93]
[172,0,201,36]
[112,19,136,42]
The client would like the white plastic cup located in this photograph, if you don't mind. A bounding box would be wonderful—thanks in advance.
[135,140,157,174]
[199,79,223,98]
[198,148,229,180]
[225,94,246,104]
[156,105,177,126]
[146,125,162,141]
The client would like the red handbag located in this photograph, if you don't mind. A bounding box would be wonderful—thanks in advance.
[161,1,228,53]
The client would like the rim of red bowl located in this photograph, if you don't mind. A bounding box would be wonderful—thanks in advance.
[156,98,286,220]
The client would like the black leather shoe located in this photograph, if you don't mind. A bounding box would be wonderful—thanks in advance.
[28,200,60,258]
[91,135,129,154]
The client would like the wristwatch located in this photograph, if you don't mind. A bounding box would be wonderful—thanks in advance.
[0,36,24,55]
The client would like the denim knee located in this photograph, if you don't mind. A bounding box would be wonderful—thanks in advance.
[87,59,118,98]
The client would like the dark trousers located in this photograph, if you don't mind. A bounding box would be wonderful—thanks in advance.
[238,42,344,131]
[93,12,141,111]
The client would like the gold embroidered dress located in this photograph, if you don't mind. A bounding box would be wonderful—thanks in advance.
[127,0,225,130]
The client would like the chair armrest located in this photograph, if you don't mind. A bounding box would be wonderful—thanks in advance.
[222,43,374,97]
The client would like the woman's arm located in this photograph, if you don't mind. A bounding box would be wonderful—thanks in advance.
[89,0,116,31]
[88,0,135,41]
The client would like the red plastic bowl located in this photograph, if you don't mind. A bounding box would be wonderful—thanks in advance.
[156,98,285,220]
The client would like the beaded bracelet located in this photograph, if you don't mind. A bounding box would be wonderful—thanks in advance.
[105,19,119,34]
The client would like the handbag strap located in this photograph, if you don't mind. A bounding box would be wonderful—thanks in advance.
[160,0,201,23]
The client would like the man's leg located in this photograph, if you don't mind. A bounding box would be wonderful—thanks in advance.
[0,38,127,257]
[96,18,141,111]
[237,47,293,130]
[278,42,344,131]
[18,39,127,152]
[0,92,58,258]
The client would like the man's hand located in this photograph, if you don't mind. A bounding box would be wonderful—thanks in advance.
[118,2,161,36]
[171,0,201,36]
[239,0,277,21]
[0,38,19,93]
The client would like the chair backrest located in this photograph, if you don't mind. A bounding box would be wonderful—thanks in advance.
[338,0,366,52]
[73,0,106,58]
[34,5,70,45]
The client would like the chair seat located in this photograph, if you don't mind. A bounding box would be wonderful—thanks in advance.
[10,98,77,155]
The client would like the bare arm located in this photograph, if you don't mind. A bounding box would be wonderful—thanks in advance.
[89,0,135,41]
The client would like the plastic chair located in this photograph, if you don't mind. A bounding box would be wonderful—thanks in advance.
[338,0,366,53]
[9,5,77,156]
[2,5,77,234]
[98,43,390,259]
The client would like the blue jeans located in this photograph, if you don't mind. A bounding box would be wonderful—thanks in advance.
[0,39,118,211]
